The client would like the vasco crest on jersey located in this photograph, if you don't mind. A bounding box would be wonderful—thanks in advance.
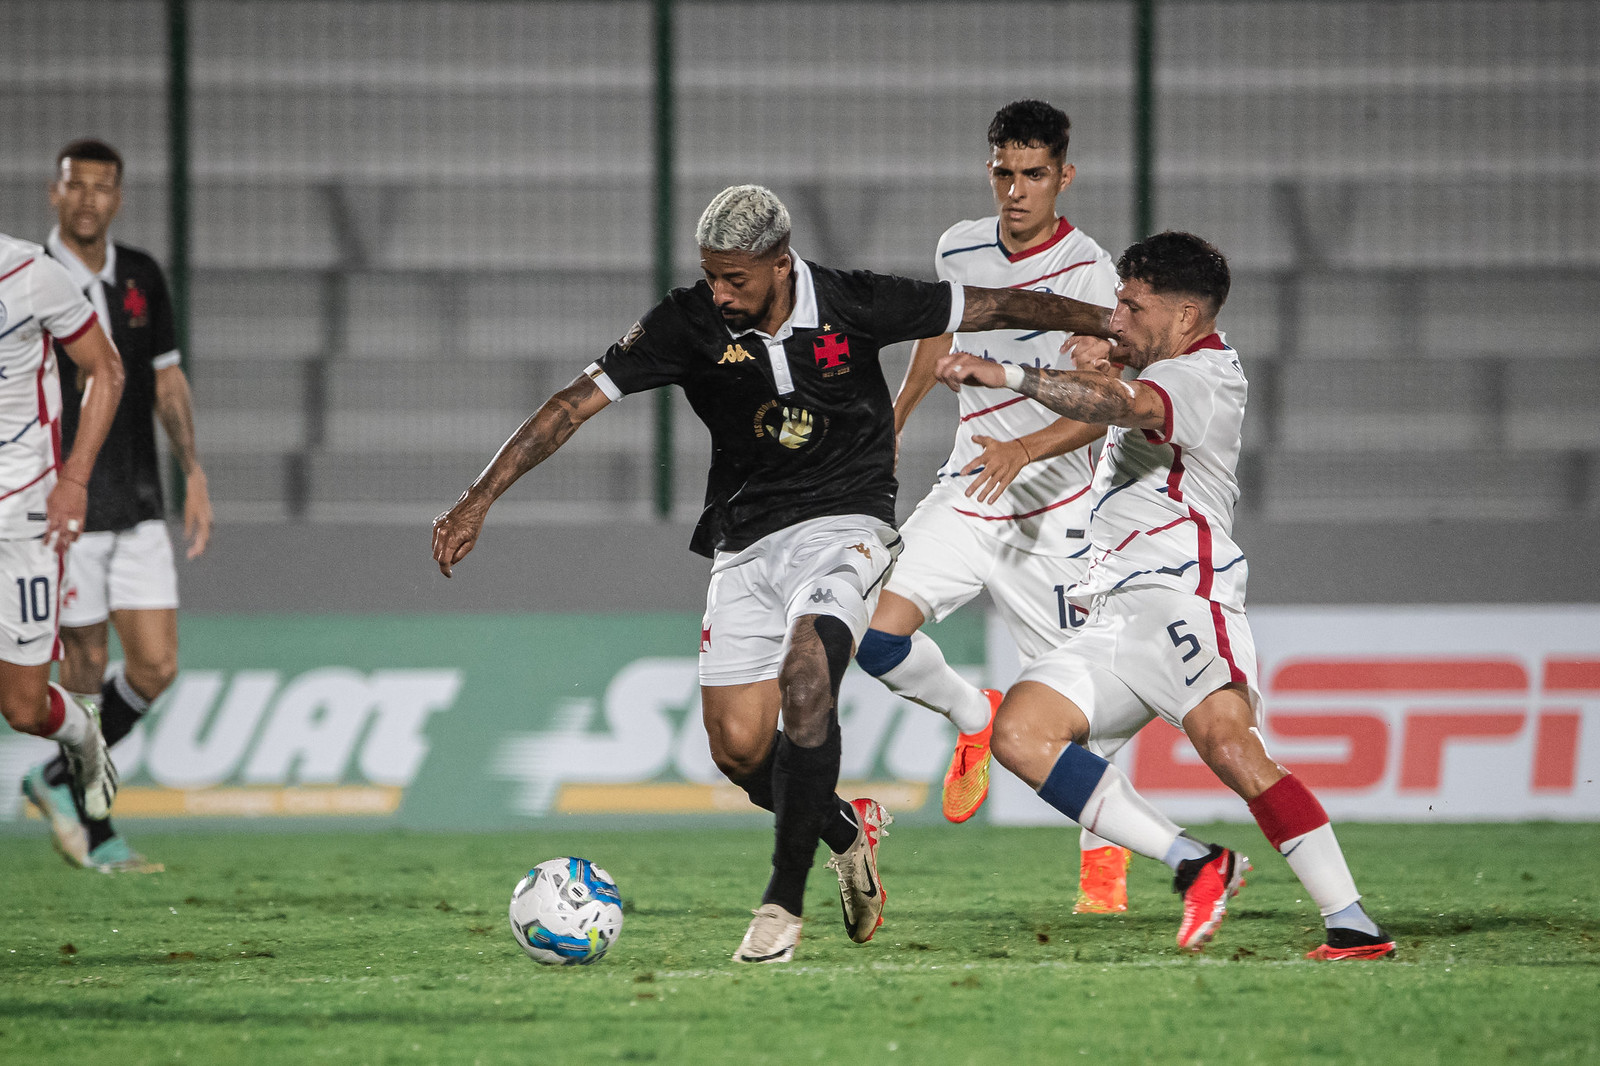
[122,279,149,328]
[812,329,851,378]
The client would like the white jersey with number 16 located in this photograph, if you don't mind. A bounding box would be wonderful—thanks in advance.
[932,216,1117,557]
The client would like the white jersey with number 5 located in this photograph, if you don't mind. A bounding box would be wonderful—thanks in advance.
[932,216,1117,556]
[1072,333,1249,610]
[0,234,98,540]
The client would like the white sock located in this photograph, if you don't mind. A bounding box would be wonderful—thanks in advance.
[1279,823,1361,917]
[1079,828,1117,851]
[70,689,101,715]
[44,683,93,747]
[1075,763,1184,862]
[875,631,992,734]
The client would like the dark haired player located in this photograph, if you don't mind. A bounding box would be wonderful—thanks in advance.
[853,99,1136,912]
[22,138,211,874]
[936,231,1394,960]
[433,184,1114,963]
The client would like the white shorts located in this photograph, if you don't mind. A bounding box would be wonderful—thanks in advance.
[699,513,902,687]
[1016,585,1262,759]
[61,519,180,627]
[886,487,1090,663]
[0,537,64,667]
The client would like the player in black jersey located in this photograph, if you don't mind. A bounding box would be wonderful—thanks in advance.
[433,185,1112,962]
[22,139,212,874]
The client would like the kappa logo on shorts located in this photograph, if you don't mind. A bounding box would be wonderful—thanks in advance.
[809,588,836,605]
[848,543,873,562]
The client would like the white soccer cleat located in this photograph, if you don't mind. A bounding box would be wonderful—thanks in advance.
[732,903,803,964]
[826,798,892,943]
[60,703,118,821]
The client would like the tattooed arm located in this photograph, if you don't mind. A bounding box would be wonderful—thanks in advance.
[959,286,1115,339]
[933,351,1167,432]
[432,373,612,576]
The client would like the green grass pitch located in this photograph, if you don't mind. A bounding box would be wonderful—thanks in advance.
[3,822,1597,1065]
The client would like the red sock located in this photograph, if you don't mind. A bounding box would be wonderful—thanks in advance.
[42,685,67,737]
[1247,774,1328,850]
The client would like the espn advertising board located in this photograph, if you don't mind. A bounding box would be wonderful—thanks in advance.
[0,607,1595,831]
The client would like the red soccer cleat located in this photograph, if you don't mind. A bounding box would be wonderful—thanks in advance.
[942,689,1001,823]
[1172,844,1249,952]
[1306,926,1397,960]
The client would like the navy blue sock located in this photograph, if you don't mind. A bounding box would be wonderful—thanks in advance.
[855,629,912,677]
[1036,743,1111,822]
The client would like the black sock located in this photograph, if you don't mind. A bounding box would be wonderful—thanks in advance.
[99,669,150,747]
[729,731,781,812]
[821,796,860,853]
[729,731,858,850]
[763,720,842,916]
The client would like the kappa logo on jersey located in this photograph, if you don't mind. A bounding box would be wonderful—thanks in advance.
[122,280,148,328]
[616,320,645,352]
[719,343,754,365]
[809,588,836,605]
[813,332,850,375]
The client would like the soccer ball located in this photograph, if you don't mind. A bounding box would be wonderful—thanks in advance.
[508,857,624,965]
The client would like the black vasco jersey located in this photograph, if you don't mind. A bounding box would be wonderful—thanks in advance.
[593,258,958,557]
[51,242,176,532]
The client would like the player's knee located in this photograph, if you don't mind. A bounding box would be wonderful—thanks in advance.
[127,654,178,700]
[710,728,772,779]
[855,628,912,677]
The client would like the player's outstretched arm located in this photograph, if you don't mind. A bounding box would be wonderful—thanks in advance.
[935,351,1165,432]
[51,323,125,553]
[155,365,212,559]
[431,373,612,577]
[892,333,953,459]
[958,286,1114,339]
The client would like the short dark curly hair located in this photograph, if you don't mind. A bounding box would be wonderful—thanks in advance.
[987,100,1071,163]
[1117,231,1230,315]
[56,138,123,183]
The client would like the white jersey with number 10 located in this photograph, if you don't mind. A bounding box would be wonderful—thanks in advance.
[932,216,1117,557]
[0,233,99,540]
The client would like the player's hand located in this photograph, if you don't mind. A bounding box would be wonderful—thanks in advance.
[183,468,213,559]
[44,475,89,556]
[1065,335,1119,376]
[432,489,490,577]
[935,351,1005,392]
[960,435,1031,503]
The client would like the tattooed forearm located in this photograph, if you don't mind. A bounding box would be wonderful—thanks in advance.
[960,286,1114,338]
[1017,366,1135,424]
[473,376,602,499]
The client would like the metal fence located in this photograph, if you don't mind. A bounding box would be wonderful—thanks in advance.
[3,0,1597,524]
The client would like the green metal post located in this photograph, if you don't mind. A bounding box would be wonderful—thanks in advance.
[1132,0,1156,242]
[651,0,676,520]
[167,0,191,514]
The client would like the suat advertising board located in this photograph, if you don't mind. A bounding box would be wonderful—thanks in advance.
[1,608,1594,830]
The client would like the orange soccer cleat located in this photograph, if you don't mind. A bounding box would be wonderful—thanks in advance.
[941,689,1001,823]
[1073,845,1131,913]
